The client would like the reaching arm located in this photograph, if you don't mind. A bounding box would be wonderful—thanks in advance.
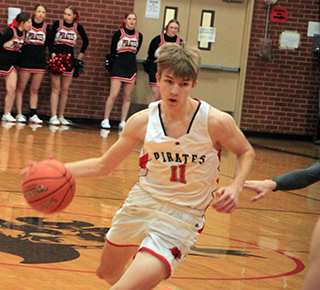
[273,162,320,190]
[209,109,255,213]
[244,162,320,202]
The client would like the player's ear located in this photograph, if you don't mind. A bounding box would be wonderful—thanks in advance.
[192,80,198,89]
[156,72,160,85]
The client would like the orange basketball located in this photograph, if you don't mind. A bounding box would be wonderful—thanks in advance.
[21,159,76,214]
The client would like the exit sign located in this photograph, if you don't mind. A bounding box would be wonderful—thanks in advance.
[270,7,289,23]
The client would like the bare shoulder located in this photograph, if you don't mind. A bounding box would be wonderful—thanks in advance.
[122,108,149,140]
[208,106,236,130]
[207,106,240,149]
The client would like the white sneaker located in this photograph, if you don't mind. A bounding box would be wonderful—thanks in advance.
[49,116,60,125]
[29,114,43,124]
[101,119,111,129]
[16,114,27,123]
[118,121,126,131]
[2,113,16,122]
[58,116,73,125]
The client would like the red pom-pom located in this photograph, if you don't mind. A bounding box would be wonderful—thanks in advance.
[47,54,71,75]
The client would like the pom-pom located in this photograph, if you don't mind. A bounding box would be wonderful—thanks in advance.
[47,54,71,75]
[73,59,84,78]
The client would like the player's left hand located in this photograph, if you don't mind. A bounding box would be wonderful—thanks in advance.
[211,186,240,213]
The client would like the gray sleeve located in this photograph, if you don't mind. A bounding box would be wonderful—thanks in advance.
[272,162,320,191]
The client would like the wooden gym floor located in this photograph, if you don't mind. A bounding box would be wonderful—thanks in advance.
[0,121,319,289]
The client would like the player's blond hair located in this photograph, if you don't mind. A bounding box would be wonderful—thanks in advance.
[156,43,202,84]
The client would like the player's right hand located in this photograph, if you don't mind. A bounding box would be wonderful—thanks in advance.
[243,179,277,202]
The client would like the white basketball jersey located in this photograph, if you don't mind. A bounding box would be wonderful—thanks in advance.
[138,100,221,210]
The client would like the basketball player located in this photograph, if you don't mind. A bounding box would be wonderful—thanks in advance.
[0,13,31,122]
[15,4,51,124]
[48,5,89,125]
[101,12,143,131]
[58,43,255,289]
[244,163,320,290]
[147,19,183,102]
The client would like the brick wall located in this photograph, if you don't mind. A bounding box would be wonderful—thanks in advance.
[0,0,134,121]
[241,0,320,138]
[1,0,320,137]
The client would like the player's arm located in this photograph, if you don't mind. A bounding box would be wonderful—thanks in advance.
[244,162,320,202]
[65,110,148,178]
[209,108,255,213]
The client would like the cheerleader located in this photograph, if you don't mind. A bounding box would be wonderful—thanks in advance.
[0,13,31,122]
[49,5,89,125]
[101,12,143,130]
[15,4,51,124]
[147,19,183,102]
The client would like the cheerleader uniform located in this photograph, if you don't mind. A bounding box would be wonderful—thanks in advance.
[0,27,25,75]
[110,27,143,83]
[19,18,51,73]
[50,19,89,76]
[147,34,183,86]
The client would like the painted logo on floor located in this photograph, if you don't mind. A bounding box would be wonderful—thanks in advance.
[0,216,263,264]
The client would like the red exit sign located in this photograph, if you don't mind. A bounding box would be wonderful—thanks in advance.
[270,7,289,23]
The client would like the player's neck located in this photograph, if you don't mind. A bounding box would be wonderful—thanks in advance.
[161,98,197,122]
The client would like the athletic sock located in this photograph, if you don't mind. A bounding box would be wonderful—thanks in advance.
[30,108,37,116]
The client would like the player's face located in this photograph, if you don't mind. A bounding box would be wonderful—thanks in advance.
[167,23,179,37]
[34,6,46,23]
[22,19,32,31]
[125,14,137,30]
[64,9,75,24]
[156,69,197,107]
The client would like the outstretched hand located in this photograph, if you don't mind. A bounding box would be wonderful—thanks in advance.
[243,179,277,202]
